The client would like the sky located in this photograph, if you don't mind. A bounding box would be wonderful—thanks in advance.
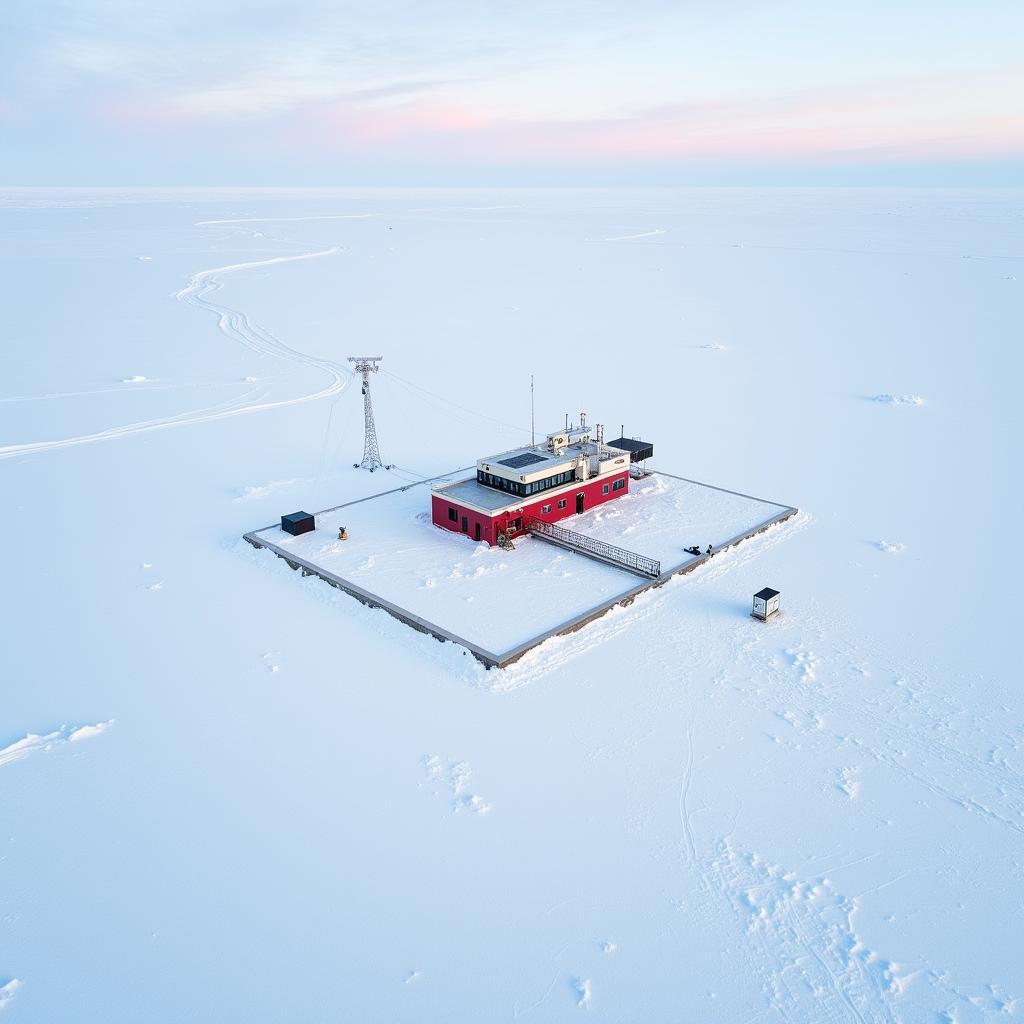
[2,0,1022,186]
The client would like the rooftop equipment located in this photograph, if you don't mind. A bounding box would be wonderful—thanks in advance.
[608,436,654,463]
[281,511,315,536]
[434,410,637,546]
[752,587,781,621]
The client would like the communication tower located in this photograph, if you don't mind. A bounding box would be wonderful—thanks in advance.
[347,356,390,471]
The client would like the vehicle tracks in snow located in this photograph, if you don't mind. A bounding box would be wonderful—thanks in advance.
[740,636,1024,839]
[708,840,903,1024]
[674,605,1024,1021]
[0,248,350,460]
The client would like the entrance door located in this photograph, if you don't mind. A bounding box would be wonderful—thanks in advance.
[474,523,481,542]
[576,492,585,514]
[461,515,468,532]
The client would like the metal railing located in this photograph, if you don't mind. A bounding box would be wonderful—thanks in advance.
[526,518,661,578]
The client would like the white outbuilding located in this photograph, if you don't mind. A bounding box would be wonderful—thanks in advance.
[752,587,781,621]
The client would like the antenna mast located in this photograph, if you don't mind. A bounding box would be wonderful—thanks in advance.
[531,374,535,448]
[347,355,388,471]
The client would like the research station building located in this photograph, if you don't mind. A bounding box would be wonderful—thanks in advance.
[431,416,650,546]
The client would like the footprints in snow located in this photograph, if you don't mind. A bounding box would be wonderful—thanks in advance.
[835,765,863,799]
[141,562,163,591]
[422,755,492,815]
[512,943,615,1016]
[711,839,1019,1024]
[419,559,512,590]
[573,977,592,1009]
[711,840,910,1023]
[751,624,1024,839]
[787,647,822,684]
[568,947,616,1011]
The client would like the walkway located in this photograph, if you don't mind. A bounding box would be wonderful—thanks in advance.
[526,517,661,578]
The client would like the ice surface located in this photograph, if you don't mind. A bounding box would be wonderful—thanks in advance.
[2,187,1021,1023]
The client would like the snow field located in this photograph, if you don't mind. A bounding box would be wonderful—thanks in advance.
[1,187,1020,1022]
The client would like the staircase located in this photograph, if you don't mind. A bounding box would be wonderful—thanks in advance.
[526,518,661,579]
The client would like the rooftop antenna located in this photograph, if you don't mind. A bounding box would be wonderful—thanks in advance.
[531,374,535,448]
[347,355,389,471]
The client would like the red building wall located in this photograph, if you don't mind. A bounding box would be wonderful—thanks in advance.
[431,495,496,545]
[432,471,629,547]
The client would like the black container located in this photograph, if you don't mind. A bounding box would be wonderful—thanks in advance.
[281,511,315,536]
[608,437,654,463]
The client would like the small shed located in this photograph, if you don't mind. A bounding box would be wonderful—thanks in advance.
[281,511,315,536]
[608,436,654,463]
[752,587,780,621]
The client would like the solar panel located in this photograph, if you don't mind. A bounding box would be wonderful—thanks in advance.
[497,452,546,469]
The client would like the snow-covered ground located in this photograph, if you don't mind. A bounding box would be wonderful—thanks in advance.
[249,471,792,655]
[1,187,1021,1022]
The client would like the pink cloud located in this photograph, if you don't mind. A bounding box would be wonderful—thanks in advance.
[280,64,1024,165]
[97,64,1024,167]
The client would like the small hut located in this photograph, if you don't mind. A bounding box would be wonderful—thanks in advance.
[281,511,315,537]
[752,587,781,621]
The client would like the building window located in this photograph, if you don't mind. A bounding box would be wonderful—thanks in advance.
[613,478,626,492]
[487,467,576,498]
[602,483,610,495]
[541,504,551,514]
[448,507,458,522]
[478,470,527,497]
[557,499,567,509]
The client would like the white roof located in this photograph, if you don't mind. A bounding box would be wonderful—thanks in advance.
[480,443,575,475]
[433,477,524,513]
